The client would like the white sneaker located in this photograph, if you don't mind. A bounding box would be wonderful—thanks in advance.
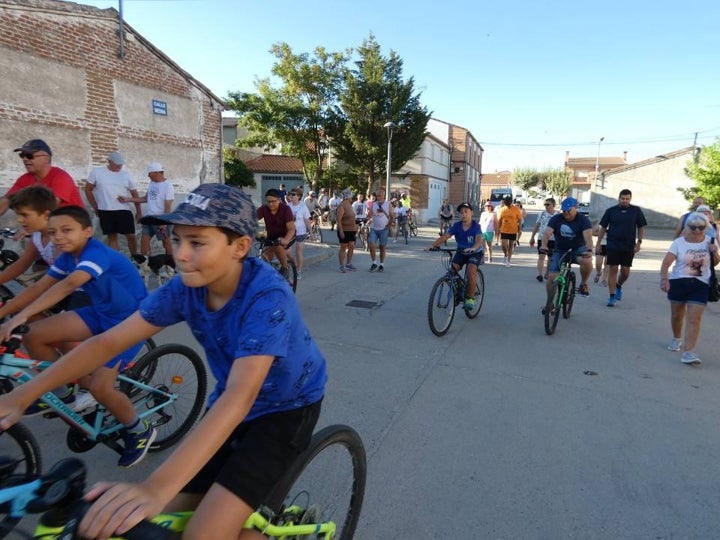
[72,390,97,412]
[667,338,682,351]
[681,351,702,366]
[296,271,302,280]
[503,257,508,265]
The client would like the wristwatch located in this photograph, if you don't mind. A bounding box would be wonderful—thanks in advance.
[637,240,643,244]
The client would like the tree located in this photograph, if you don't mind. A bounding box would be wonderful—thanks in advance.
[330,35,430,196]
[223,148,255,188]
[684,140,720,208]
[512,168,541,191]
[543,168,573,198]
[226,43,350,192]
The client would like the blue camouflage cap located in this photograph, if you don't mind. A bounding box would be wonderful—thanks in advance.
[140,183,257,237]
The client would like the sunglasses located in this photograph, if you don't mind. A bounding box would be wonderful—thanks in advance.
[19,152,44,160]
[689,225,706,231]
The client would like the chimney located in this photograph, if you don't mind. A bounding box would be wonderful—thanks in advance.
[623,151,628,162]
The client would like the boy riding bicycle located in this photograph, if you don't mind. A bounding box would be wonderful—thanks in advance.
[0,183,327,540]
[256,188,296,274]
[428,202,486,310]
[0,205,150,467]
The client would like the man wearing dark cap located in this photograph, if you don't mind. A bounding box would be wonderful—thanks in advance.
[0,139,84,217]
[85,151,142,255]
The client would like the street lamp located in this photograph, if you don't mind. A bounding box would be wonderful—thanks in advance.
[384,121,397,201]
[595,136,605,181]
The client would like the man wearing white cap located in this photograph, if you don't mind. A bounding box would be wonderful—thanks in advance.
[118,162,174,257]
[85,151,141,255]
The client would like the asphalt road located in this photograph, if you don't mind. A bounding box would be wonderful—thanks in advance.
[11,210,720,539]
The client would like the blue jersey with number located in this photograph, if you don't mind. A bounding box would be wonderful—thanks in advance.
[138,257,326,420]
[448,220,482,250]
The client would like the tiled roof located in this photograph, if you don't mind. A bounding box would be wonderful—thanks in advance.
[567,157,627,168]
[604,147,696,177]
[245,155,303,174]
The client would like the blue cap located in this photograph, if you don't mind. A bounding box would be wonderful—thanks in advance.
[561,197,578,212]
[14,139,52,156]
[141,183,257,237]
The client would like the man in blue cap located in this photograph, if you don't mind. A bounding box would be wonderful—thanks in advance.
[0,139,84,217]
[540,197,594,310]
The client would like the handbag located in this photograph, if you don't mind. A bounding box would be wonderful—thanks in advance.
[709,239,720,302]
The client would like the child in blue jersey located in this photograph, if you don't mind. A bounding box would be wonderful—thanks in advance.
[0,183,327,540]
[428,202,486,310]
[0,205,149,467]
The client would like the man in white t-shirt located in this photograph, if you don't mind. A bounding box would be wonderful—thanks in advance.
[118,162,174,256]
[85,151,141,255]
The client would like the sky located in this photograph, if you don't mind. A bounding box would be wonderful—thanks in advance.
[82,0,720,173]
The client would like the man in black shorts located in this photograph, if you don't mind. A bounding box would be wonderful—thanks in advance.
[595,189,647,307]
[85,151,142,255]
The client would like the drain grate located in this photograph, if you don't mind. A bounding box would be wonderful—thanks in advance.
[345,300,378,309]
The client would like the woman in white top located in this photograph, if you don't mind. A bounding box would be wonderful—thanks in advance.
[479,202,498,262]
[288,189,312,279]
[660,212,720,366]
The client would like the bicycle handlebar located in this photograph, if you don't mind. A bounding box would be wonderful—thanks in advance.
[0,456,175,539]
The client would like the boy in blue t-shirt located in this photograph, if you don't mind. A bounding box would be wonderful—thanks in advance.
[428,202,486,310]
[0,205,149,467]
[0,183,327,539]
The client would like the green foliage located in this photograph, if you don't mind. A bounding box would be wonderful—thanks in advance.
[542,168,573,198]
[226,43,350,190]
[330,34,431,196]
[684,140,720,208]
[512,168,541,191]
[223,148,255,188]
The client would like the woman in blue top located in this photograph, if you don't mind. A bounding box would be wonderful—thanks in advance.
[0,184,327,539]
[428,202,486,310]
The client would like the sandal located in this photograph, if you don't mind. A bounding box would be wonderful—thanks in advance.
[601,279,607,287]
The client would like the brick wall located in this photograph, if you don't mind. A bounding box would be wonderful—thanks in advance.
[0,0,223,192]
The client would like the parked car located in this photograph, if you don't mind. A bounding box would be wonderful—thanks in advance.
[578,202,590,215]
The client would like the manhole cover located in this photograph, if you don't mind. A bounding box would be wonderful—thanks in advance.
[346,300,378,309]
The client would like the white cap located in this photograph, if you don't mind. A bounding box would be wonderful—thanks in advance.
[146,162,164,174]
[107,151,124,165]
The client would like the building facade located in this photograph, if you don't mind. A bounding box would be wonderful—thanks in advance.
[0,0,224,194]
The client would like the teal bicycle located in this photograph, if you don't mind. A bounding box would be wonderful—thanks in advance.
[0,328,207,512]
[0,424,366,539]
[542,249,578,335]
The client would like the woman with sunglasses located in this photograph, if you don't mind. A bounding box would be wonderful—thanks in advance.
[660,212,720,366]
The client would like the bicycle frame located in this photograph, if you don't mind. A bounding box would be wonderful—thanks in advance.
[552,251,574,308]
[0,353,177,445]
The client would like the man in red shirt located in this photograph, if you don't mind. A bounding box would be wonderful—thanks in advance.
[256,188,296,273]
[0,139,84,217]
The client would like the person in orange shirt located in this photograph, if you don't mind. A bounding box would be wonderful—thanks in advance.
[497,196,523,266]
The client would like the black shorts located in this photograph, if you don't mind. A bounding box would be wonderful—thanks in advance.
[98,210,135,235]
[337,230,357,244]
[538,239,555,253]
[596,245,607,257]
[606,249,635,267]
[500,232,517,241]
[182,400,322,510]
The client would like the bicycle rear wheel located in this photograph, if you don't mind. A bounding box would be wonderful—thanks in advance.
[464,269,485,319]
[427,277,456,336]
[563,271,577,319]
[0,423,42,538]
[410,221,418,237]
[265,424,366,540]
[123,344,207,451]
[544,282,563,335]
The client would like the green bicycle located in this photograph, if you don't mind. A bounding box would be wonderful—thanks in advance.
[543,248,578,335]
[0,424,366,539]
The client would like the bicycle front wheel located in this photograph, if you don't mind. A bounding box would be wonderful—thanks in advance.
[0,423,42,538]
[286,260,298,292]
[427,277,456,336]
[265,424,367,540]
[123,344,207,451]
[562,271,576,319]
[544,282,563,335]
[464,269,485,319]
